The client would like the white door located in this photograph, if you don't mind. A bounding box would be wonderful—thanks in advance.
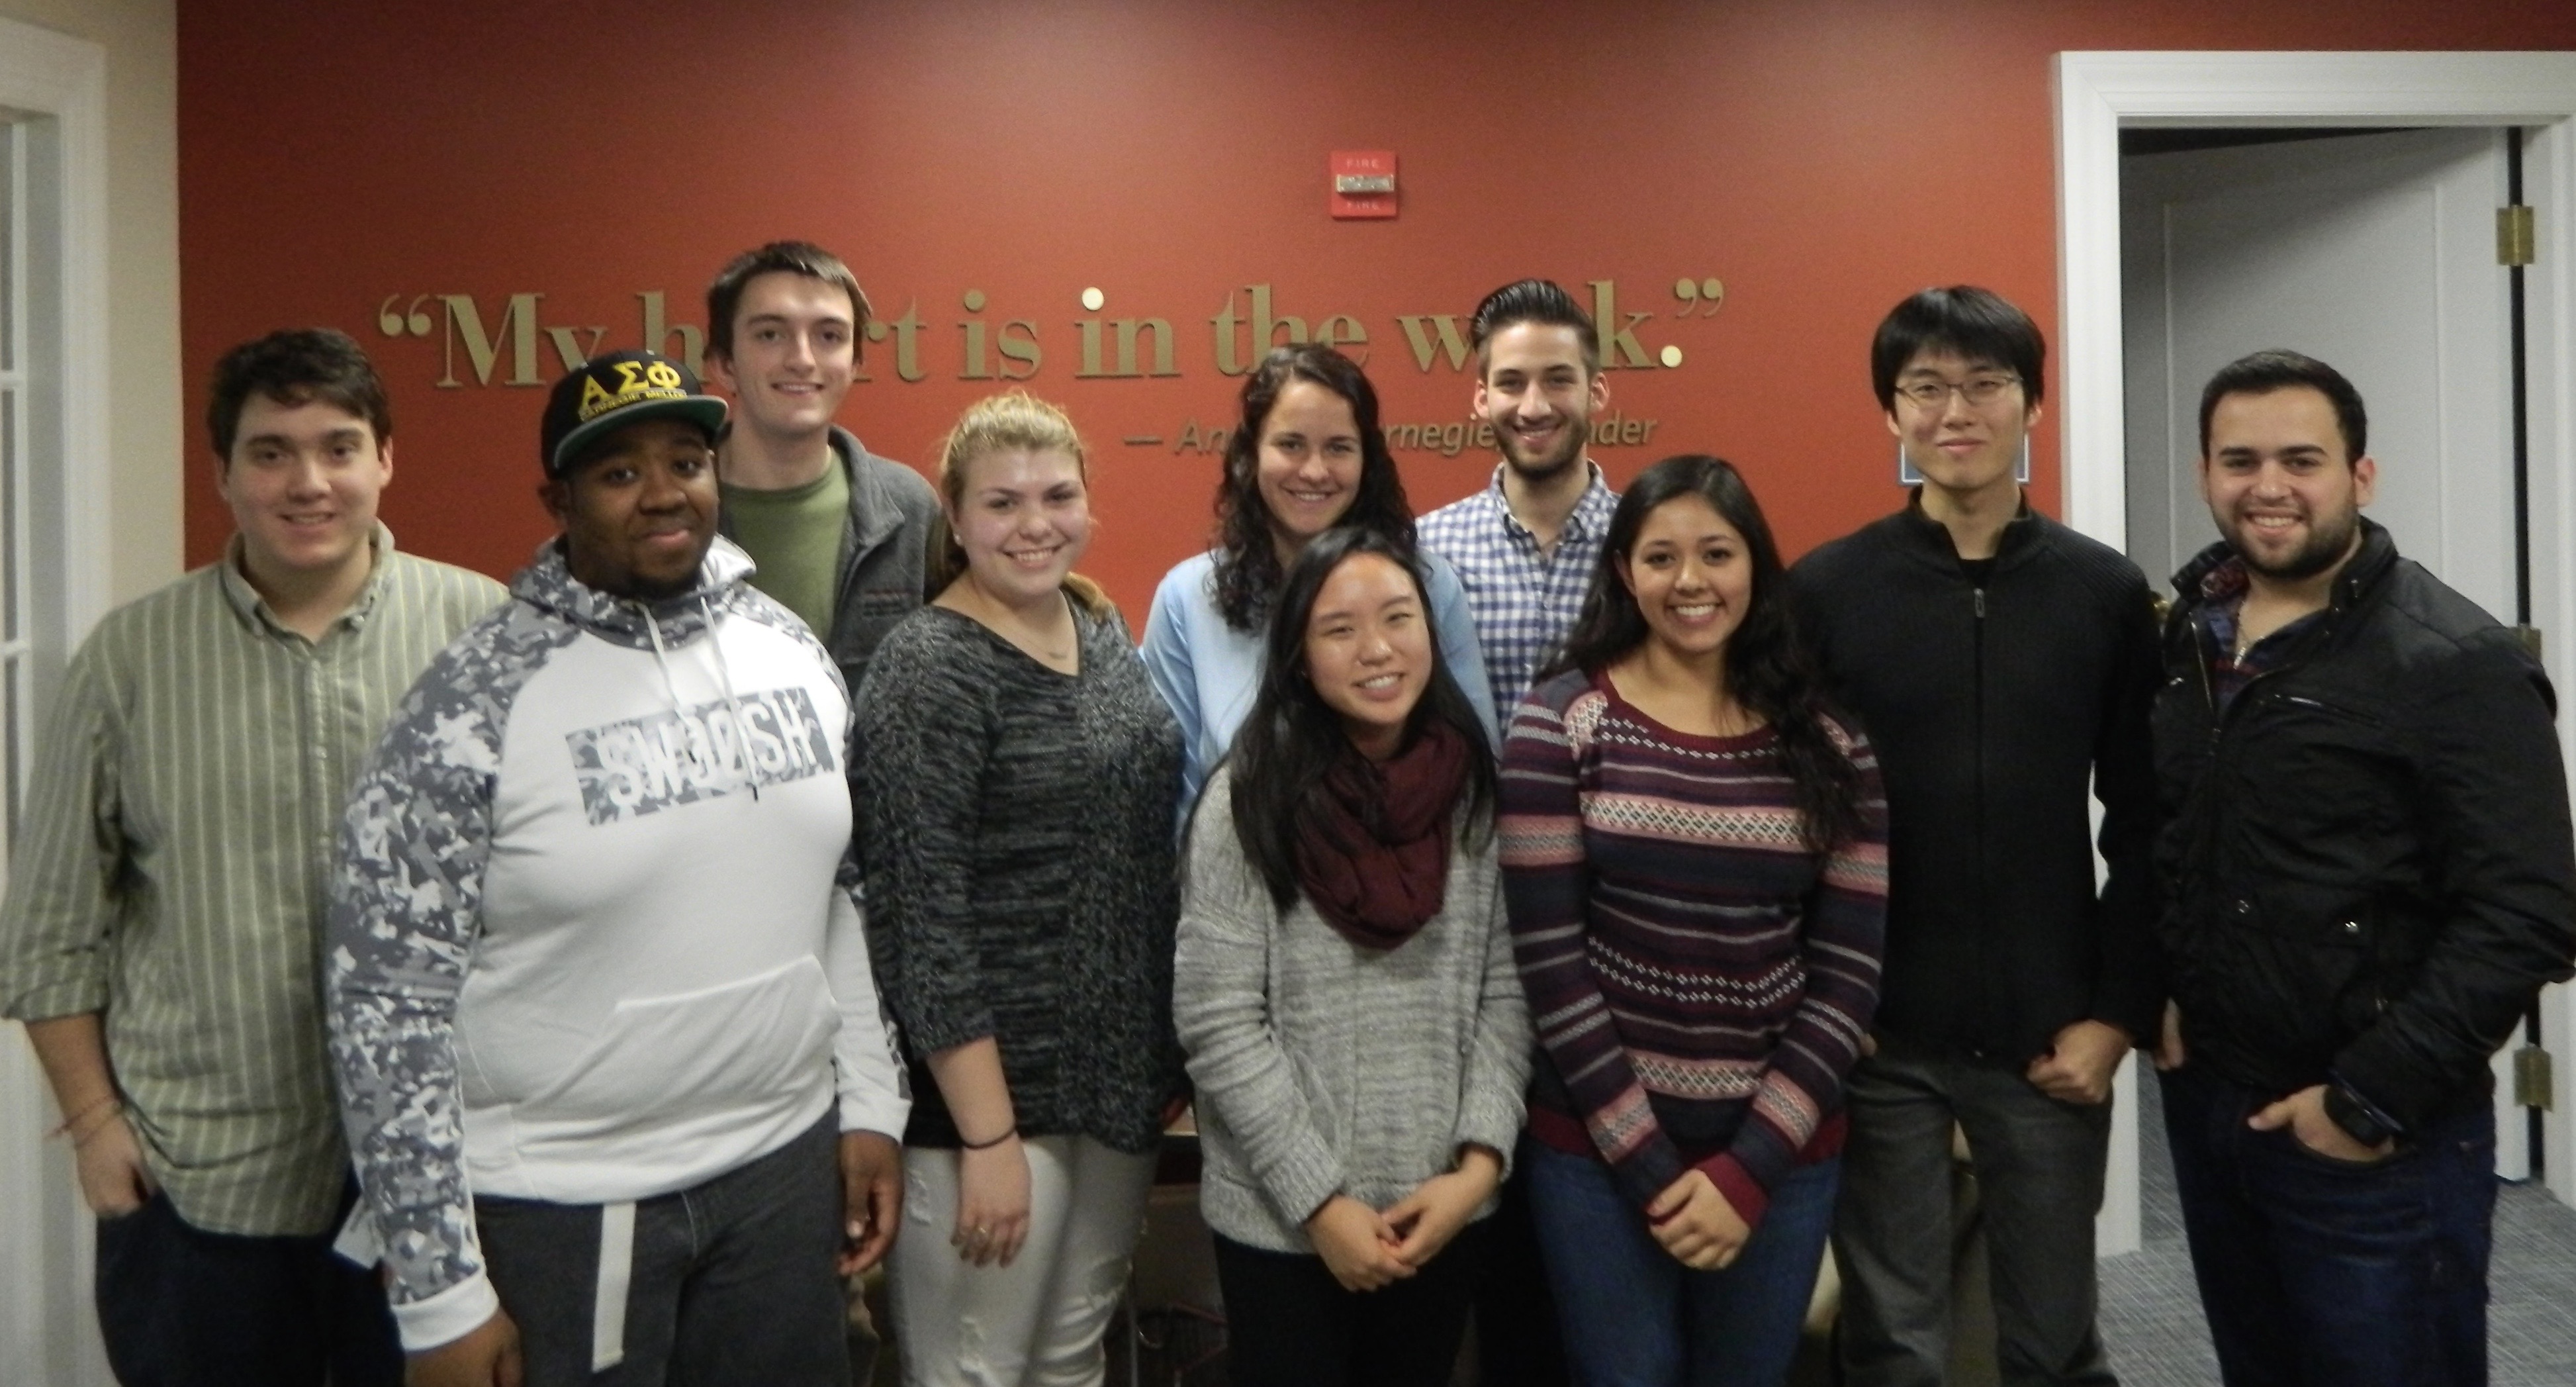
[2122,125,2560,1185]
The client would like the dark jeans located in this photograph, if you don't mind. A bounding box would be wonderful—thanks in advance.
[93,1183,401,1387]
[1524,1139,1838,1387]
[474,1115,849,1387]
[2160,1062,2497,1387]
[1213,1218,1492,1387]
[1831,1043,2115,1387]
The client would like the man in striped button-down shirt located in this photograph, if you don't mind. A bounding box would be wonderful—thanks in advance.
[0,329,504,1386]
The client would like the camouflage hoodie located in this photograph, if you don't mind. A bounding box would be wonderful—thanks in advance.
[326,535,907,1353]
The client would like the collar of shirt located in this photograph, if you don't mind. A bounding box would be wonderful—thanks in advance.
[1483,460,1617,551]
[2197,557,2324,707]
[216,522,397,640]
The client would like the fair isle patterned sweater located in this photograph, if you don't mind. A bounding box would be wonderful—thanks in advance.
[326,538,908,1351]
[1499,668,1888,1228]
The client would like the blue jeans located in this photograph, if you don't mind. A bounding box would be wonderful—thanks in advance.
[1524,1138,1836,1387]
[2159,1063,2497,1387]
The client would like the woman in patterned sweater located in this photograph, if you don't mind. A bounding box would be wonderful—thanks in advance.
[855,391,1185,1386]
[1500,454,1888,1387]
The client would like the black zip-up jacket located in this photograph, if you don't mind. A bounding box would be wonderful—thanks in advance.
[2154,520,2576,1131]
[1789,497,2163,1061]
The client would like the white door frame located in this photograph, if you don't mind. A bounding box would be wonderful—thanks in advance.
[0,15,116,1387]
[2055,51,2576,1251]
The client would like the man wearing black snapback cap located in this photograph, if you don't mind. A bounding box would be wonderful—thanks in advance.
[326,350,911,1387]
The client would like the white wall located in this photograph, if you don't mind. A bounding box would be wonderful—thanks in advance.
[0,5,177,1382]
[0,0,180,603]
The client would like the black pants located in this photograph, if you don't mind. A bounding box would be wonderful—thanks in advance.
[1214,1219,1491,1387]
[93,1184,401,1387]
[1471,1163,1567,1386]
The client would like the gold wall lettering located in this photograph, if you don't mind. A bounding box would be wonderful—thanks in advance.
[375,277,1722,448]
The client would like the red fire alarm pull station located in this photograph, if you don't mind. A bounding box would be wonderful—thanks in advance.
[1330,151,1398,219]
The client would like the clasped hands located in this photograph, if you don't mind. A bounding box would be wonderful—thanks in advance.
[1645,1167,1751,1271]
[1303,1146,1503,1291]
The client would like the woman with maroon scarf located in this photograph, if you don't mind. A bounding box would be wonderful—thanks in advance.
[1173,527,1532,1387]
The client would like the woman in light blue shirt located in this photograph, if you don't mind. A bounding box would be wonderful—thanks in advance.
[1142,343,1496,815]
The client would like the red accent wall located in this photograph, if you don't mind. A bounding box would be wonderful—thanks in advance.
[177,0,2576,617]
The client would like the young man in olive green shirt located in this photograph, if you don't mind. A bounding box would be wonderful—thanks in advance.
[704,241,937,698]
[0,330,503,1386]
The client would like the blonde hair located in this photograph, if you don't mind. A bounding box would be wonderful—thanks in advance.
[928,389,1114,618]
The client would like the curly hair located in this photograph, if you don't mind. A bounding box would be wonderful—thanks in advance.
[1209,344,1418,633]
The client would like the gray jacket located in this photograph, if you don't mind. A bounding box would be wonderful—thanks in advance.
[1173,765,1531,1253]
[718,425,938,698]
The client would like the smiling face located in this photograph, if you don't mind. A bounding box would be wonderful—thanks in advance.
[2201,385,2376,583]
[948,446,1092,609]
[1255,378,1365,560]
[706,270,858,448]
[1884,348,2038,507]
[1617,493,1755,667]
[546,416,720,600]
[1302,551,1434,761]
[216,393,394,597]
[1475,320,1606,482]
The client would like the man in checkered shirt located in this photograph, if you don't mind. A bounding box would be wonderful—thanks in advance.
[1418,279,1621,718]
[1414,277,1620,1387]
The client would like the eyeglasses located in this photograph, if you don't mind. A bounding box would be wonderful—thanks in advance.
[1892,375,2022,409]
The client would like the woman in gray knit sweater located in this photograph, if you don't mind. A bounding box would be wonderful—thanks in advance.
[855,392,1185,1387]
[1174,528,1532,1387]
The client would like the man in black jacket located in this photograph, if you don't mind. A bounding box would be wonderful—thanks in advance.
[2152,349,2575,1387]
[1791,287,2160,1387]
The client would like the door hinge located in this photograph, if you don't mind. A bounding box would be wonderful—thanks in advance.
[2514,624,2545,660]
[2514,1044,2555,1110]
[2500,205,2537,267]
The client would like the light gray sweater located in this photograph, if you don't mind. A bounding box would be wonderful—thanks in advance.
[1173,765,1533,1254]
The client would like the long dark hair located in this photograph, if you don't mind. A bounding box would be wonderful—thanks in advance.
[1551,454,1866,851]
[1224,528,1496,910]
[1211,344,1418,633]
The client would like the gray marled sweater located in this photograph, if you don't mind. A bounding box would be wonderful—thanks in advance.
[856,600,1185,1153]
[1173,765,1532,1253]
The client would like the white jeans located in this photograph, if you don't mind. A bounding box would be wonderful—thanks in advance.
[890,1134,1157,1387]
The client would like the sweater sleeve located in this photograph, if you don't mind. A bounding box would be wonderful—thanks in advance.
[1451,849,1534,1174]
[1172,777,1346,1227]
[1421,549,1501,752]
[829,828,911,1139]
[1700,723,1889,1227]
[325,645,506,1353]
[2086,577,2168,1041]
[1498,682,1689,1209]
[855,620,1001,1056]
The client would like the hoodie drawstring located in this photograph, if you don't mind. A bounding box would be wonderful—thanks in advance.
[642,601,761,800]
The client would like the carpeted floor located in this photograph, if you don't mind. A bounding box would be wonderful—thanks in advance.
[2099,1078,2576,1386]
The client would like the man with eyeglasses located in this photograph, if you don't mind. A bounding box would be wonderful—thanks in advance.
[1788,287,2161,1386]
